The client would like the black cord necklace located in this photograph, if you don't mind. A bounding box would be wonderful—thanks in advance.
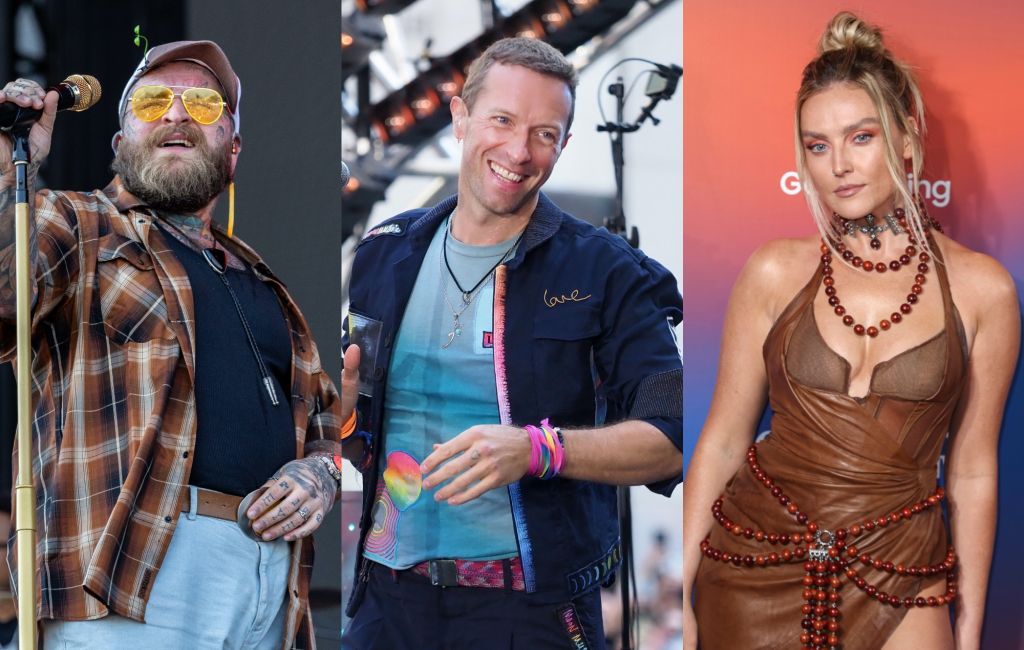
[442,215,526,304]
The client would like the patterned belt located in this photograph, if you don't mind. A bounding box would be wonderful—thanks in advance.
[409,557,525,591]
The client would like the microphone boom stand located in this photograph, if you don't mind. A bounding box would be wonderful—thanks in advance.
[597,77,640,249]
[597,76,640,650]
[595,62,680,650]
[10,123,38,650]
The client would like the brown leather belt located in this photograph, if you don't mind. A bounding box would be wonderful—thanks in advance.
[182,487,243,522]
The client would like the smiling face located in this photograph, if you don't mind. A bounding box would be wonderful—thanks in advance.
[112,61,240,214]
[450,63,572,224]
[799,82,911,220]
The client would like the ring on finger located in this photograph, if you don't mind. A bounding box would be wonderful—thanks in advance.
[298,506,310,522]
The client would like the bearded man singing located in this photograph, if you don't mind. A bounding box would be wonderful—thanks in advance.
[0,41,342,649]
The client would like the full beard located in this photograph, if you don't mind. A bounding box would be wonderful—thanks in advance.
[112,124,231,214]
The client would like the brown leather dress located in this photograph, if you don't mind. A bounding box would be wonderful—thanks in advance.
[695,242,967,649]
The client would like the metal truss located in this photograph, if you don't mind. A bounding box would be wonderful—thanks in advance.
[342,0,678,239]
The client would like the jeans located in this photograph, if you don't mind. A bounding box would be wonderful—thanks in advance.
[44,486,291,649]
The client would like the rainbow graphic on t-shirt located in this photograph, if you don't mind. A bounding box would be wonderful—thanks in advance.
[364,451,423,561]
[383,451,422,510]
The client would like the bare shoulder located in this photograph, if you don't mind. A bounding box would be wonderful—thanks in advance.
[938,233,1018,311]
[734,235,822,319]
[743,235,821,274]
[936,233,1020,340]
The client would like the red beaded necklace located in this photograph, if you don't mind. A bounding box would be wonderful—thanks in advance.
[700,445,958,650]
[821,212,932,338]
[832,209,918,273]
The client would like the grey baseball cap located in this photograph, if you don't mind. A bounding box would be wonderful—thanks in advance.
[117,40,241,135]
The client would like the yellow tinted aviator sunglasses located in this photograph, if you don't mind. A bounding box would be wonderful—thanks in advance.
[129,85,228,125]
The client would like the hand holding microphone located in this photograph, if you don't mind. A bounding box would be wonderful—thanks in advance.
[0,75,101,180]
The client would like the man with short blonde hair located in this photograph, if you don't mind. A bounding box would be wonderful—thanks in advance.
[342,37,682,649]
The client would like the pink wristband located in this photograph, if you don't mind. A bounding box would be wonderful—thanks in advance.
[525,424,544,476]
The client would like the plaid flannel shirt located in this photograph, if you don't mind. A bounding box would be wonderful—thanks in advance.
[0,176,341,649]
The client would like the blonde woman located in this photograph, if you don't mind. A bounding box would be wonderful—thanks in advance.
[683,12,1019,650]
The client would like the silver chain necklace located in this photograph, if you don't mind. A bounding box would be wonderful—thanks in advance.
[438,216,521,349]
[440,269,492,349]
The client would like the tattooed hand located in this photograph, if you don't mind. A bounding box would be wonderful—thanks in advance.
[0,79,53,317]
[0,78,59,181]
[246,454,339,542]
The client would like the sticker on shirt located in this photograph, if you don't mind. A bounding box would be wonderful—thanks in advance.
[347,311,383,397]
[364,450,423,562]
[472,285,495,355]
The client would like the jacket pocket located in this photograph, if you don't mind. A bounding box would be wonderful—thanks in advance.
[531,307,600,419]
[532,305,601,341]
[97,235,172,344]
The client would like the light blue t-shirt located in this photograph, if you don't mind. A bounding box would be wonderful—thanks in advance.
[363,218,519,569]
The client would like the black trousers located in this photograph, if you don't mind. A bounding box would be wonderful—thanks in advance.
[342,563,606,650]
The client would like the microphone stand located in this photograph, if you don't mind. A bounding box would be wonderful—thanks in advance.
[617,482,635,650]
[598,77,639,650]
[9,123,38,650]
[597,63,682,253]
[595,63,680,650]
[597,77,640,249]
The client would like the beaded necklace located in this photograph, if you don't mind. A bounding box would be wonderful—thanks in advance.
[821,208,935,338]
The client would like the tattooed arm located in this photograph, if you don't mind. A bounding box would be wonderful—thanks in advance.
[0,79,58,319]
[246,441,340,542]
[245,339,343,542]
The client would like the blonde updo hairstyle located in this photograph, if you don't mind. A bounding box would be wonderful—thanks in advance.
[795,12,931,253]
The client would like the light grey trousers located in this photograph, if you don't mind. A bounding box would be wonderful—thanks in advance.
[44,486,291,650]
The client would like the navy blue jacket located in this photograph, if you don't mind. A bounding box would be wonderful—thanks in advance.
[344,193,682,614]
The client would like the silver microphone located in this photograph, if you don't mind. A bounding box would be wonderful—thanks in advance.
[341,161,351,189]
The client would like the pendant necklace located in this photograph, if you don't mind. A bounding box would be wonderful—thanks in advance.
[440,272,489,349]
[439,215,525,348]
[835,210,903,250]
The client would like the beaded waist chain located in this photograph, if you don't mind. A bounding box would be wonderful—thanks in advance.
[700,445,958,650]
